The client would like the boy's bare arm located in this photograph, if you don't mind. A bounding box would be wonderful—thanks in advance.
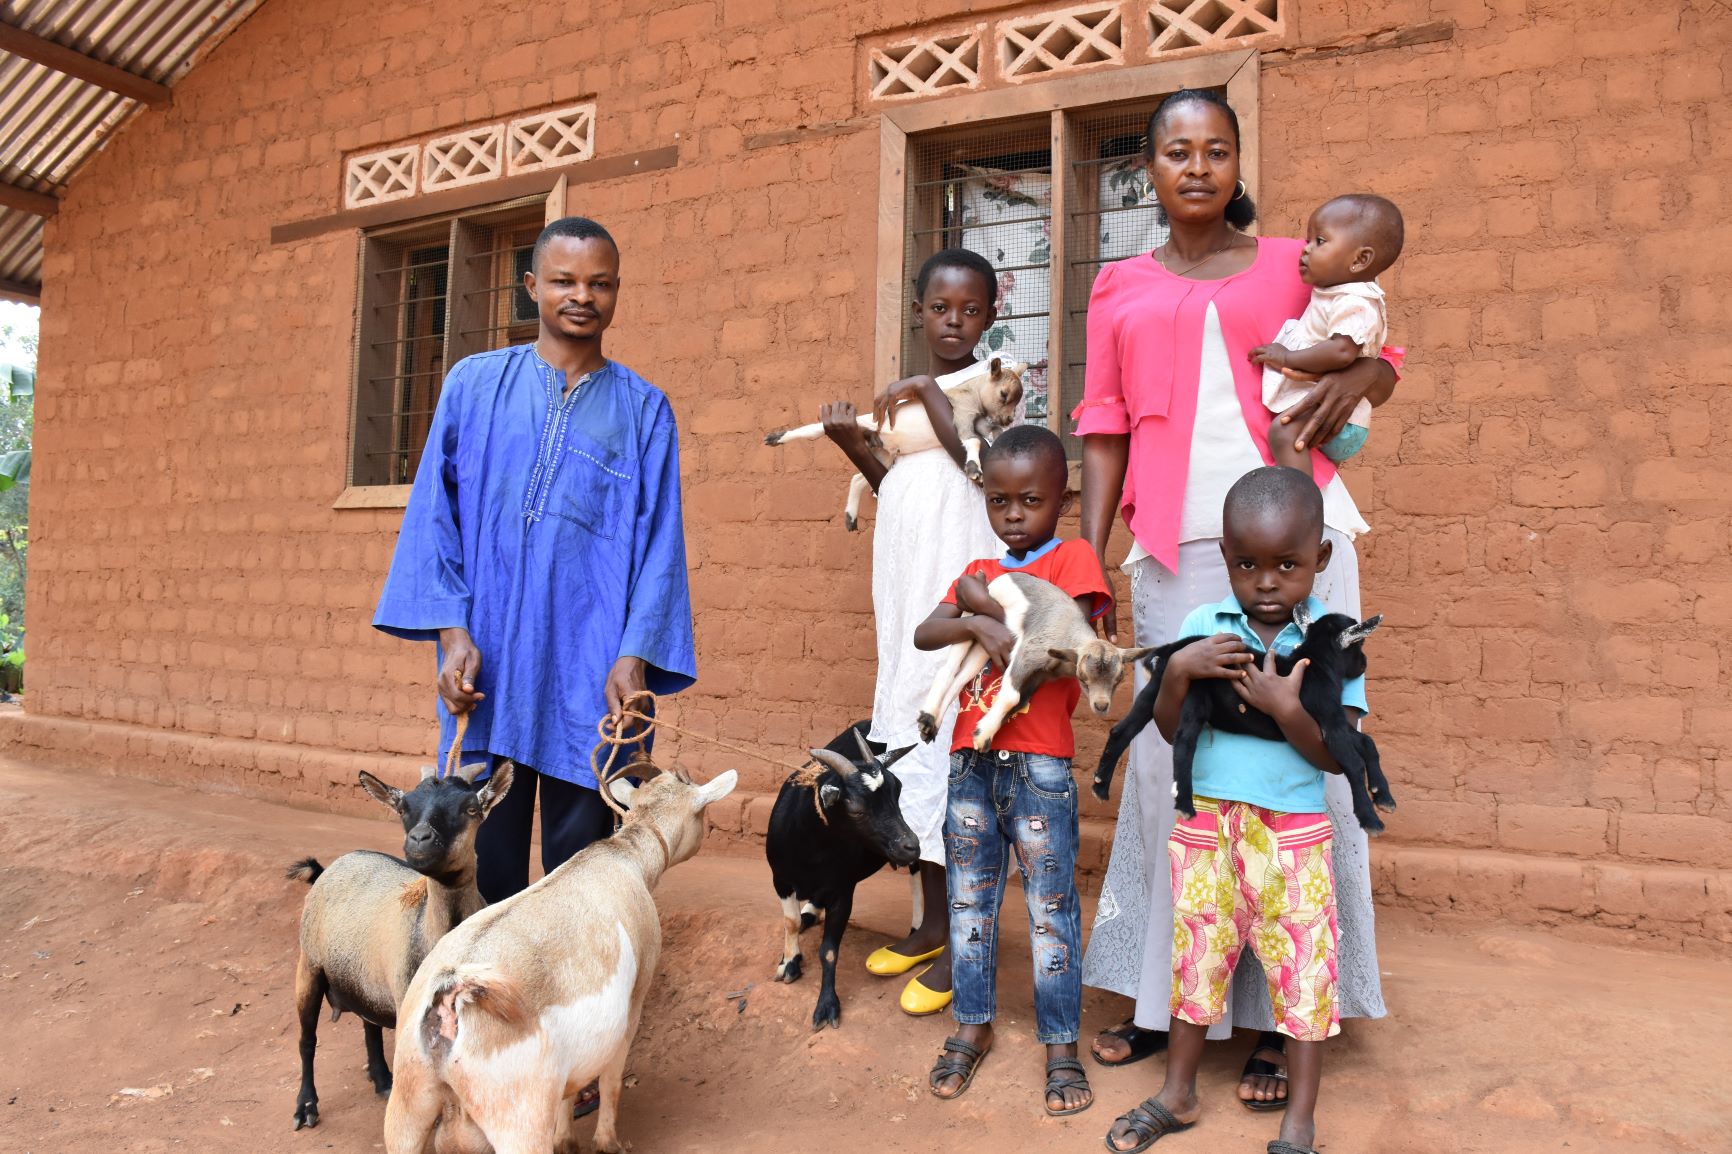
[914,594,1015,668]
[1248,334,1360,377]
[1154,635,1254,742]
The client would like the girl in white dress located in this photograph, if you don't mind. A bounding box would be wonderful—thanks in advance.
[820,248,1007,1016]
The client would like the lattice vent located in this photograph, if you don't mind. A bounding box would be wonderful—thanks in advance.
[507,103,597,174]
[1147,0,1281,56]
[868,28,984,101]
[999,3,1125,81]
[422,125,505,192]
[344,145,418,208]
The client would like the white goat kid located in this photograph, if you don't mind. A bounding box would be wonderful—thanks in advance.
[764,356,1026,530]
[382,766,738,1154]
[916,571,1152,752]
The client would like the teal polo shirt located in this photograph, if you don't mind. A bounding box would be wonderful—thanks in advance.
[1176,594,1369,815]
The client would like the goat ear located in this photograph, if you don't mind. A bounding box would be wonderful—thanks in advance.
[1338,614,1384,648]
[357,771,404,813]
[1047,647,1077,666]
[818,781,842,810]
[988,355,1003,375]
[697,769,739,807]
[607,778,640,809]
[1292,600,1315,634]
[1118,646,1155,662]
[477,762,514,815]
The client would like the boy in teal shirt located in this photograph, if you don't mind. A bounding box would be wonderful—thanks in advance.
[1105,467,1367,1154]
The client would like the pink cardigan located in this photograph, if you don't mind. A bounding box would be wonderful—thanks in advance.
[1071,237,1336,570]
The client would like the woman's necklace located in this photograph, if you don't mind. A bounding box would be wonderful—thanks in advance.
[1158,238,1239,278]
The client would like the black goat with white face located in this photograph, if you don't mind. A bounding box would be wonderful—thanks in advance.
[1092,607,1394,833]
[766,725,918,1030]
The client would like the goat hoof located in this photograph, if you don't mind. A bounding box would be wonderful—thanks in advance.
[371,1077,392,1098]
[915,713,938,743]
[1374,795,1397,813]
[844,514,858,532]
[776,955,803,983]
[292,1102,319,1130]
[811,996,841,1031]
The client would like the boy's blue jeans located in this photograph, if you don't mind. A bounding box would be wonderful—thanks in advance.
[945,748,1082,1045]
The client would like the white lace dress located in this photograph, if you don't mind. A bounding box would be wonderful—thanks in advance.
[867,446,1004,864]
[1081,305,1388,1031]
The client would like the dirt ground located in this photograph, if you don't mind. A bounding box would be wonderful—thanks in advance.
[0,758,1726,1154]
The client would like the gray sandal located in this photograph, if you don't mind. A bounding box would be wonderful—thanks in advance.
[1044,1056,1093,1116]
[1103,1097,1195,1153]
[1268,1142,1319,1154]
[929,1036,989,1100]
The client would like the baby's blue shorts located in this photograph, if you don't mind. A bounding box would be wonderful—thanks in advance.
[1322,423,1369,463]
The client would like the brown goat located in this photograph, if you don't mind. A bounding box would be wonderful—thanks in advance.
[288,761,512,1130]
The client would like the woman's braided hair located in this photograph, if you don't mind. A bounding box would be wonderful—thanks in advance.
[1144,88,1258,231]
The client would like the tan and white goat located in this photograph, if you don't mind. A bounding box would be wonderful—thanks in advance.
[916,571,1152,751]
[382,765,738,1154]
[764,356,1026,530]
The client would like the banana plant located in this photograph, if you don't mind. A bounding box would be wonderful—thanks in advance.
[0,362,31,491]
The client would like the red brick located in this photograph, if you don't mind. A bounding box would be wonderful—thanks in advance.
[1618,813,1732,869]
[1567,697,1686,745]
[1496,803,1610,856]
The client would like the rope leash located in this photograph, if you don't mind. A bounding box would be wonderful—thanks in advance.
[588,690,831,825]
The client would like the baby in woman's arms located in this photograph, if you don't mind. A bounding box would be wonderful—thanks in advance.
[1250,193,1404,475]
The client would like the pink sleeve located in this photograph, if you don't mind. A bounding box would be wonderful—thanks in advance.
[1071,263,1130,435]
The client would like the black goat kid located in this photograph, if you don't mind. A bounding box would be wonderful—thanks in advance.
[766,724,918,1030]
[1091,606,1395,833]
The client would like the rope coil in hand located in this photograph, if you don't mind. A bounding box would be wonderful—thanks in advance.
[588,690,831,825]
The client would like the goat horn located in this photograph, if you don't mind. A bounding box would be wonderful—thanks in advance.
[807,748,857,777]
[850,726,876,764]
[877,744,914,771]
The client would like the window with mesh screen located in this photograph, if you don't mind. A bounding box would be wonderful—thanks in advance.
[350,203,546,486]
[899,97,1197,459]
[903,120,1054,422]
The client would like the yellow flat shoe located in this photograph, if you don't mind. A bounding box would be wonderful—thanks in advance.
[900,971,954,1016]
[865,944,944,976]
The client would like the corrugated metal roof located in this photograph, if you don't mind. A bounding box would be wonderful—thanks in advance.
[0,0,263,296]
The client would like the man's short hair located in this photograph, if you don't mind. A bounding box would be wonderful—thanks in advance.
[1223,466,1323,538]
[982,423,1066,486]
[532,216,617,272]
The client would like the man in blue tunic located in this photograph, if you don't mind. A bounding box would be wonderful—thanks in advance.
[374,215,696,905]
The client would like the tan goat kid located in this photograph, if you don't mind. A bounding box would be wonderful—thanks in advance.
[764,356,1026,530]
[382,765,738,1154]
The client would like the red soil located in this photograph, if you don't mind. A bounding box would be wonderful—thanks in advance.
[0,757,1724,1153]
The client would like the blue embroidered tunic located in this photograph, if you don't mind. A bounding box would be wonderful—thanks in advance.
[373,345,697,787]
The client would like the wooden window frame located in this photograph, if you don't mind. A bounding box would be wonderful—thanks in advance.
[873,48,1260,474]
[335,177,571,508]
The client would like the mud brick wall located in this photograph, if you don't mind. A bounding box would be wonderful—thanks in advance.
[8,0,1731,951]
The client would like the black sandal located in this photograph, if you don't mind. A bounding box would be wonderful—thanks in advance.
[572,1079,600,1118]
[1268,1142,1319,1154]
[1091,1020,1168,1067]
[1240,1035,1288,1112]
[1102,1097,1195,1153]
[929,1036,989,1100]
[1044,1057,1093,1117]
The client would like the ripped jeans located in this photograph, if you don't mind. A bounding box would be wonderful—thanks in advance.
[945,749,1082,1044]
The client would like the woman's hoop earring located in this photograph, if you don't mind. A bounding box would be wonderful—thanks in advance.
[1233,180,1247,201]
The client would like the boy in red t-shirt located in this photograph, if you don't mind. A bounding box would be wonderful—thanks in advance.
[913,425,1112,1118]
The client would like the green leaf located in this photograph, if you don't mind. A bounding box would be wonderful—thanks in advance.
[5,648,23,668]
[0,449,29,491]
[0,363,33,401]
[987,328,1005,351]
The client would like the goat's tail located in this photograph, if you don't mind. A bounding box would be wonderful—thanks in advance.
[285,857,324,885]
[419,965,534,1057]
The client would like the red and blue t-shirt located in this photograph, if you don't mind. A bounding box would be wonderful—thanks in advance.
[939,537,1114,758]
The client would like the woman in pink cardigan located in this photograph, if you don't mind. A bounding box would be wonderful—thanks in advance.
[1077,89,1396,1145]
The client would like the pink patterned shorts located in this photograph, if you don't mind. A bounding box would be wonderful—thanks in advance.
[1168,796,1340,1042]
